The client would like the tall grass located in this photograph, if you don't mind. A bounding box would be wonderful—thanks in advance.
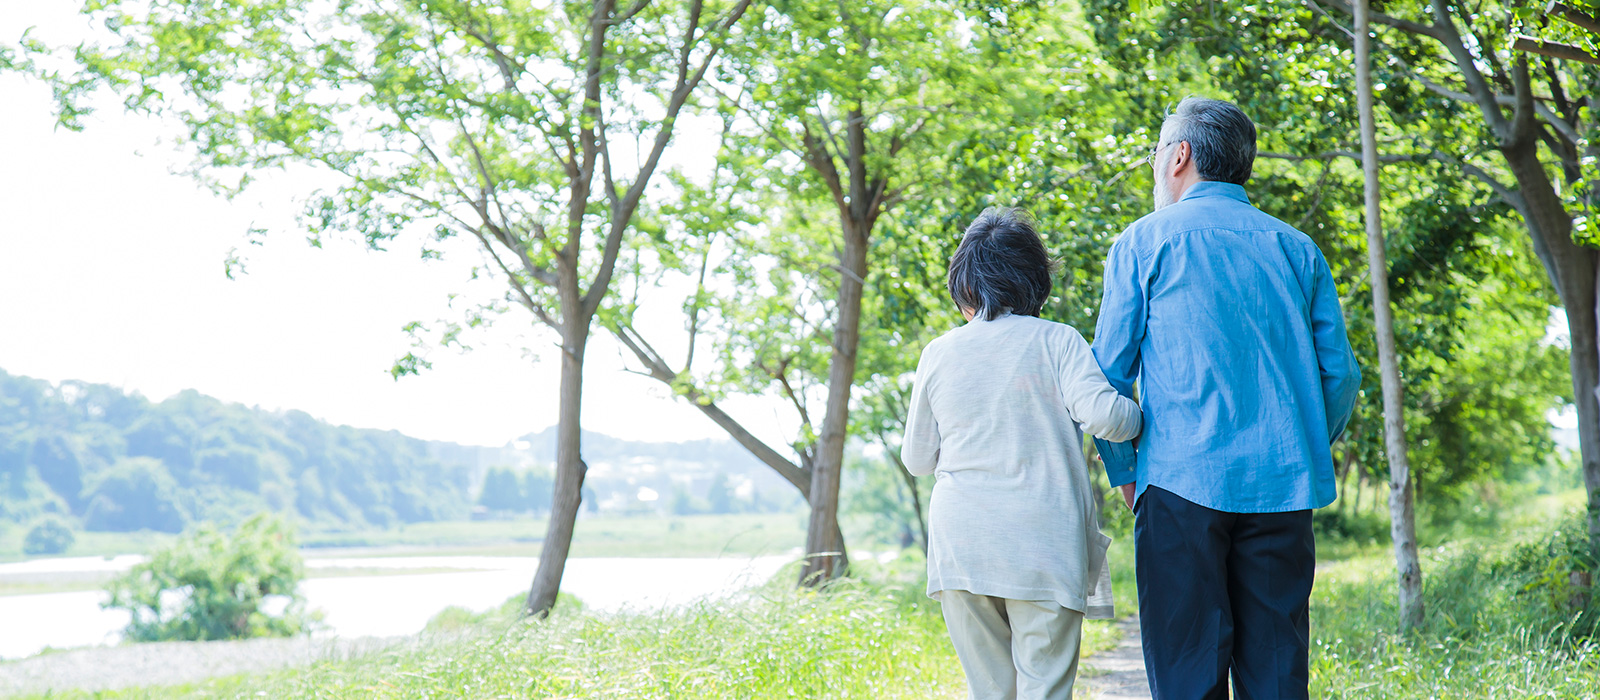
[77,560,968,699]
[50,554,1143,699]
[1309,511,1600,698]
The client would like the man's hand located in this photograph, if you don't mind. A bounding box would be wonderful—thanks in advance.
[1120,483,1136,510]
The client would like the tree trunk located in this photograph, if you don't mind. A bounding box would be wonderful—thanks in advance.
[899,465,929,553]
[799,220,869,585]
[610,323,855,579]
[1337,445,1355,515]
[1573,267,1600,558]
[1357,0,1425,631]
[1497,125,1600,560]
[524,328,589,617]
[1587,271,1600,560]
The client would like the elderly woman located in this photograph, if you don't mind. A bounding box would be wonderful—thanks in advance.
[901,208,1141,700]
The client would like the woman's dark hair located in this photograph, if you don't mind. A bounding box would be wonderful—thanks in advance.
[946,207,1055,321]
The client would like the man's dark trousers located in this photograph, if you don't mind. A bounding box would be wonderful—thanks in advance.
[1134,485,1315,700]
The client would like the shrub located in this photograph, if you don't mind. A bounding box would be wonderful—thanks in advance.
[104,512,318,641]
[21,516,75,555]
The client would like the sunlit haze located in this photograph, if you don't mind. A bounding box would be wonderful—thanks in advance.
[0,5,793,448]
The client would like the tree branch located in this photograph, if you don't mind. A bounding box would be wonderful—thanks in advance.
[1259,150,1421,163]
[611,322,813,496]
[1311,0,1444,39]
[583,0,756,317]
[1430,0,1514,140]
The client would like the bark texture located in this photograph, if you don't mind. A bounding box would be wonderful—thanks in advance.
[799,218,870,585]
[525,333,589,615]
[1329,0,1600,564]
[1356,0,1425,631]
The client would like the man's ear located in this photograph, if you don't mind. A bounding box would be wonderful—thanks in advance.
[1170,141,1192,176]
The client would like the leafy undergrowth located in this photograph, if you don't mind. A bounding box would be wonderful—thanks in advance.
[1309,511,1600,698]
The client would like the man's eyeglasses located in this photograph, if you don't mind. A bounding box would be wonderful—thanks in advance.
[1146,140,1170,167]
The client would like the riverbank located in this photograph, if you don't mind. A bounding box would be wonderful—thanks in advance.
[0,512,811,563]
[0,553,795,660]
[0,635,405,696]
[9,498,1598,698]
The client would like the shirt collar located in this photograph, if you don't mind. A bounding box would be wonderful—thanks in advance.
[1178,181,1251,205]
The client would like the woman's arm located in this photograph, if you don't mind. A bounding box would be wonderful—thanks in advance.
[1059,328,1142,442]
[900,349,940,476]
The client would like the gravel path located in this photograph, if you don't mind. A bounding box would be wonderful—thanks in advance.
[0,635,404,696]
[1079,615,1152,699]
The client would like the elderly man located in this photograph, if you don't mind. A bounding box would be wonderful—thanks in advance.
[1092,98,1361,699]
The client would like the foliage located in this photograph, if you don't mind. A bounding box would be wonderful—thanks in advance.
[81,457,187,533]
[843,449,929,551]
[477,466,553,513]
[1086,0,1573,512]
[1310,513,1600,697]
[104,513,317,642]
[20,515,74,556]
[0,369,473,532]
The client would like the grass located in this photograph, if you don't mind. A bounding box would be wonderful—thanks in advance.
[17,492,1599,698]
[1306,509,1600,698]
[46,560,970,700]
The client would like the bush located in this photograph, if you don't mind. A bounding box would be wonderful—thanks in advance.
[21,516,75,555]
[1312,506,1390,545]
[104,512,318,642]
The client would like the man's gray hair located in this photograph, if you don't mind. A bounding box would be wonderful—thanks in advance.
[1162,98,1257,185]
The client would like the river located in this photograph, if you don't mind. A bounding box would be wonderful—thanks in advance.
[0,554,793,659]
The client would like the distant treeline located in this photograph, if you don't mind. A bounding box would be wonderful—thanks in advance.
[0,369,475,532]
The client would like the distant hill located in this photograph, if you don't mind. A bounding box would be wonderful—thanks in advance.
[0,369,478,532]
[0,370,803,533]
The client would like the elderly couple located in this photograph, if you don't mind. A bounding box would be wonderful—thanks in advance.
[901,97,1362,700]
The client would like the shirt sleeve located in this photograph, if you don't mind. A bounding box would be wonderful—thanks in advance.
[1308,251,1362,443]
[900,347,940,477]
[1090,234,1149,487]
[1060,328,1142,442]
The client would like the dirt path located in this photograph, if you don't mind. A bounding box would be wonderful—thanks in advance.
[0,636,403,696]
[1079,615,1151,699]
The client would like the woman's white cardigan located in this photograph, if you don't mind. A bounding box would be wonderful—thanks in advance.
[902,313,1141,618]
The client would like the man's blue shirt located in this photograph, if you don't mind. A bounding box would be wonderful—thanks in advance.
[1091,181,1361,513]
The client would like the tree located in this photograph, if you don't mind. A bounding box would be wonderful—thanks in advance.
[1088,0,1581,583]
[81,457,188,533]
[1356,0,1424,630]
[105,513,315,642]
[706,472,734,514]
[1308,0,1600,557]
[22,0,754,616]
[615,0,1109,585]
[478,468,519,512]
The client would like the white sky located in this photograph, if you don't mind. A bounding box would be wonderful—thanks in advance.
[0,5,797,448]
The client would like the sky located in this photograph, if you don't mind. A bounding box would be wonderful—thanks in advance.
[0,6,796,448]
